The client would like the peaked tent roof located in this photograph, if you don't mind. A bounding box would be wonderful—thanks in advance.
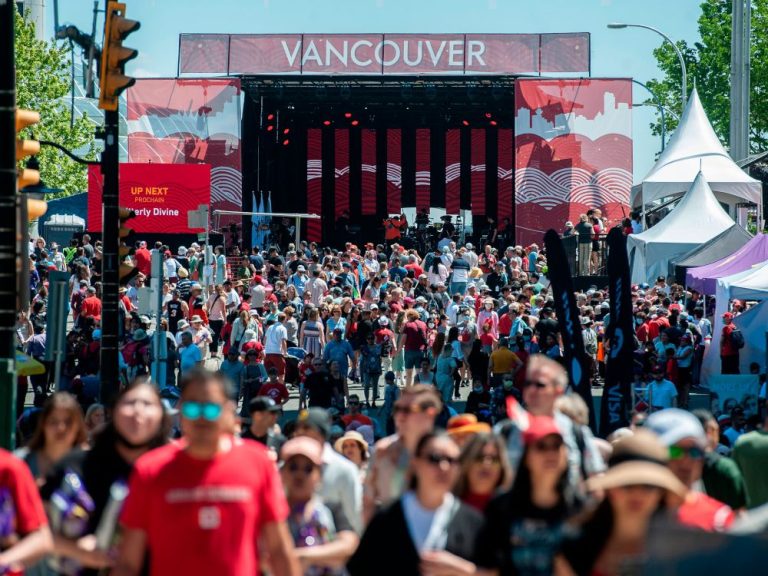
[685,233,768,294]
[627,171,734,283]
[631,87,761,207]
[672,224,752,273]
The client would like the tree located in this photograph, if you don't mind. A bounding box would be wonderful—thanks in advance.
[646,0,768,154]
[15,11,97,198]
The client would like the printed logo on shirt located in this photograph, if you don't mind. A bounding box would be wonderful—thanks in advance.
[198,506,221,530]
[166,486,251,503]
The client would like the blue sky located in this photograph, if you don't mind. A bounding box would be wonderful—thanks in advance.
[45,0,704,182]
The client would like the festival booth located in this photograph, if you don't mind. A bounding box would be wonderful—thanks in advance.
[701,300,766,408]
[630,88,761,226]
[627,171,734,284]
[685,233,768,294]
[671,225,752,284]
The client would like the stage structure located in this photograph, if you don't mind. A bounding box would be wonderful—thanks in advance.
[123,33,632,248]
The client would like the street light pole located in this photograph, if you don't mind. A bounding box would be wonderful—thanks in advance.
[608,22,687,112]
[632,79,666,153]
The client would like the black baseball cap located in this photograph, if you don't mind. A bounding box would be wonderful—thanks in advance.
[249,396,281,413]
[296,408,331,439]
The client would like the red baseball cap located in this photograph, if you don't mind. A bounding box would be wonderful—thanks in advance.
[722,312,734,319]
[522,415,562,445]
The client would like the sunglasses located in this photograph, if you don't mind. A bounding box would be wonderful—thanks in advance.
[393,403,431,416]
[668,445,705,460]
[474,454,501,466]
[531,439,564,452]
[423,452,459,467]
[286,461,316,475]
[181,402,223,422]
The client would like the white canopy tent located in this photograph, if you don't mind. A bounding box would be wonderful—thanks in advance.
[710,260,768,353]
[701,300,768,385]
[631,87,761,222]
[627,171,734,284]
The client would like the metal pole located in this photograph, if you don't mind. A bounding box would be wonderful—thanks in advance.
[100,107,120,403]
[85,0,99,98]
[730,0,751,164]
[609,23,687,111]
[0,0,19,449]
[295,216,301,249]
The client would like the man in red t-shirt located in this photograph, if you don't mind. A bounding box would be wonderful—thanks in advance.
[115,369,298,576]
[0,448,53,569]
[133,241,152,278]
[646,409,735,532]
[401,309,428,387]
[80,286,102,322]
[720,312,740,374]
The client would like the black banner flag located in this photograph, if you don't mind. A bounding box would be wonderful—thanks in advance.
[543,230,596,432]
[600,228,632,436]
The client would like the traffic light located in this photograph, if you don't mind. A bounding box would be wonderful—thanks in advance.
[119,207,139,284]
[99,2,140,111]
[16,109,40,190]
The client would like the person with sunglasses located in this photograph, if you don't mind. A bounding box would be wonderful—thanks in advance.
[474,416,579,576]
[114,369,299,576]
[645,409,735,532]
[453,432,512,512]
[279,437,359,575]
[349,432,483,576]
[363,385,440,525]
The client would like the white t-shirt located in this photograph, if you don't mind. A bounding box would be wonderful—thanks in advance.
[250,284,266,308]
[401,491,456,552]
[646,379,678,408]
[264,323,287,354]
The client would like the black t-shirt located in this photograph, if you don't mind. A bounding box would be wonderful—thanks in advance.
[474,490,571,576]
[241,429,287,454]
[305,372,337,408]
[535,317,559,342]
[356,319,374,346]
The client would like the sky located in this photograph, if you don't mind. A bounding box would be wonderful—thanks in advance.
[43,0,704,183]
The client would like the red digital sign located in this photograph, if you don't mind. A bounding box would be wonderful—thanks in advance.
[88,163,211,234]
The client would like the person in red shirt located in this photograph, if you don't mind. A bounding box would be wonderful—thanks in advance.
[133,241,152,279]
[400,309,428,387]
[80,286,102,322]
[259,368,290,406]
[720,312,740,374]
[0,448,53,570]
[645,409,735,532]
[114,369,298,576]
[341,394,374,428]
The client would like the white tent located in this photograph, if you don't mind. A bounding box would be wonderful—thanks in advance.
[631,87,761,215]
[702,300,768,385]
[627,171,734,284]
[710,260,768,354]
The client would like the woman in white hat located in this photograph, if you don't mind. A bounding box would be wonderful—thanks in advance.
[334,430,369,482]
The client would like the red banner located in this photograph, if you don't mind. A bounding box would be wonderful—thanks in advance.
[179,33,590,76]
[445,129,461,214]
[306,129,322,242]
[471,129,486,214]
[87,164,211,234]
[386,129,402,214]
[335,129,350,216]
[361,129,377,215]
[415,129,431,211]
[497,129,513,224]
[514,78,632,246]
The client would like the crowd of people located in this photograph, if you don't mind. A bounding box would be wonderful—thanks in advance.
[4,220,767,575]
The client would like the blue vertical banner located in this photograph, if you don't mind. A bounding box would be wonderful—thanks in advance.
[543,229,596,431]
[600,228,632,436]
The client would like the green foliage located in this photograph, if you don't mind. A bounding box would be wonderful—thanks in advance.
[14,11,97,198]
[646,0,768,154]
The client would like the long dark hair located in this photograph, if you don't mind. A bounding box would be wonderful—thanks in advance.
[27,392,87,451]
[94,379,170,454]
[507,446,576,511]
[408,431,455,491]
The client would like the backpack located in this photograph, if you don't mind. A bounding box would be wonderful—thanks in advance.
[730,328,745,350]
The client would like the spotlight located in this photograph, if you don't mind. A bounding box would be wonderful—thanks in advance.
[351,120,359,126]
[267,113,275,121]
[283,128,290,135]
[461,120,470,126]
[344,112,352,119]
[485,112,492,119]
[282,139,290,146]
[323,120,332,126]
[489,120,498,126]
[266,125,274,132]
